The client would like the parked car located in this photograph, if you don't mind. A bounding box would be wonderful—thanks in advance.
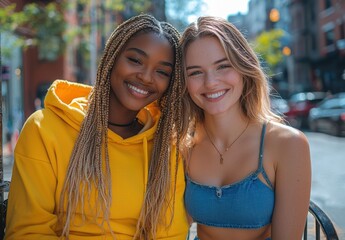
[309,93,345,137]
[285,91,328,129]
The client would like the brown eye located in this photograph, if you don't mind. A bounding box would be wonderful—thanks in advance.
[157,70,171,78]
[128,57,141,65]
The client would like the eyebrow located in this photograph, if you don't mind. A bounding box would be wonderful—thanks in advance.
[126,47,173,68]
[186,58,228,70]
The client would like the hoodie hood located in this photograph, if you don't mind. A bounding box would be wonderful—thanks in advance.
[44,80,91,131]
[44,80,163,194]
[7,80,189,239]
[44,80,161,144]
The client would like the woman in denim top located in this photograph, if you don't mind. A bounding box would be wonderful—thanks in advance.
[179,16,311,240]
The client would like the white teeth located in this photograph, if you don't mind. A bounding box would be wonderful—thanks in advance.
[127,83,149,95]
[205,90,226,99]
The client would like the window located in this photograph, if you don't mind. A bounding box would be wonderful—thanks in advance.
[340,22,345,40]
[324,0,332,9]
[311,35,317,50]
[325,29,335,46]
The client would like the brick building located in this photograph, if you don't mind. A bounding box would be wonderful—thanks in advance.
[289,0,345,93]
[314,0,345,93]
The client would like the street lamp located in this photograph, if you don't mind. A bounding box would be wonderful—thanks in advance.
[282,46,291,56]
[269,8,280,23]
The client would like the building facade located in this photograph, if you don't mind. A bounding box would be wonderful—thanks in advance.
[288,0,345,94]
[243,0,345,95]
[314,0,345,93]
[0,32,24,146]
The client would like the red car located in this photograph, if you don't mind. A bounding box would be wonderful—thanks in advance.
[285,92,327,129]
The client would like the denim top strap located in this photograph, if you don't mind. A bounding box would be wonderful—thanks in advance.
[257,123,273,189]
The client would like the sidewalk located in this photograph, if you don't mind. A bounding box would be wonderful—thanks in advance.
[2,142,14,182]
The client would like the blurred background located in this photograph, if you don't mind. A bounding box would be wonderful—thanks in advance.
[0,0,344,238]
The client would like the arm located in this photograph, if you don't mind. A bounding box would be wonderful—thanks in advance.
[187,214,194,226]
[271,129,311,239]
[5,112,59,239]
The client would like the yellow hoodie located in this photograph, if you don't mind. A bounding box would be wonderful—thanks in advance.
[5,80,189,240]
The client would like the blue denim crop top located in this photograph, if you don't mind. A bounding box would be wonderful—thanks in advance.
[185,123,274,229]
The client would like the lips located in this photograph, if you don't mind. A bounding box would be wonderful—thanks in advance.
[204,90,227,99]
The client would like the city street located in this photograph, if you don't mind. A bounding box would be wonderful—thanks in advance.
[305,131,345,239]
[2,0,345,239]
[2,131,345,238]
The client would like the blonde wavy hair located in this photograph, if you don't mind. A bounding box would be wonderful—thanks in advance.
[58,14,183,239]
[179,16,282,138]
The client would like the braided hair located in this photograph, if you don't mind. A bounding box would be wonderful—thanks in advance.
[58,14,183,239]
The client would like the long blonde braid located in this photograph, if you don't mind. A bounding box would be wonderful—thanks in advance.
[134,22,183,239]
[58,14,183,239]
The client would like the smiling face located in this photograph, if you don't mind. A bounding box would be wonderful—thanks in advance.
[109,31,174,114]
[185,36,244,117]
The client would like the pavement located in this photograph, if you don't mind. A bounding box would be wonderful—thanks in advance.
[2,142,13,182]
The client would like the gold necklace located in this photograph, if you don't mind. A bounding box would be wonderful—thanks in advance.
[204,121,249,164]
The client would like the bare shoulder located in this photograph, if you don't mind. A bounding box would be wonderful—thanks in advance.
[266,121,309,147]
[265,121,310,165]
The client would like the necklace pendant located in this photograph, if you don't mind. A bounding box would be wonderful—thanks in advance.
[204,121,250,165]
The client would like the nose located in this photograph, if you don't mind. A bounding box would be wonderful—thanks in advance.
[137,68,153,83]
[204,71,218,88]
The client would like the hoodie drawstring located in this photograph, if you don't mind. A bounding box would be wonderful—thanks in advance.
[142,136,149,194]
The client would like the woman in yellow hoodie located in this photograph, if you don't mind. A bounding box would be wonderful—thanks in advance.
[5,14,188,239]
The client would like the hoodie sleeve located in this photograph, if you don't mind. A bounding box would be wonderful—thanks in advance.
[5,110,61,239]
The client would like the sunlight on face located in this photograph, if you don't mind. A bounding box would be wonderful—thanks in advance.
[185,36,244,117]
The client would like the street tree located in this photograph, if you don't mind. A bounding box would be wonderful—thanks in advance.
[0,0,154,82]
[252,28,285,75]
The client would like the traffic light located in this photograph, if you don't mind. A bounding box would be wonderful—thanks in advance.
[269,8,280,23]
[282,46,291,56]
[1,65,10,81]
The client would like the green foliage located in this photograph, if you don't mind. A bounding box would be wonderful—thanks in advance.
[103,0,151,12]
[1,0,154,80]
[0,5,26,31]
[0,0,151,61]
[104,0,126,11]
[0,3,66,61]
[63,0,152,82]
[25,3,66,60]
[253,29,285,73]
[133,0,151,13]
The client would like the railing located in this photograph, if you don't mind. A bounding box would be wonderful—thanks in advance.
[304,200,339,240]
[0,181,9,240]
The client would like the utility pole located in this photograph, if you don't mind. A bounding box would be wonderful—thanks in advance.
[0,31,2,188]
[90,0,97,84]
[0,30,9,239]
